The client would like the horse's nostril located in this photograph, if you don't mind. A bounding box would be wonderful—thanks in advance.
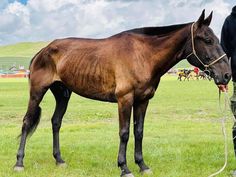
[224,73,231,81]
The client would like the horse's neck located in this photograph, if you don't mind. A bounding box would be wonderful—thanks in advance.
[149,25,190,77]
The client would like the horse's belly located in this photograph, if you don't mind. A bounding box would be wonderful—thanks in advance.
[60,73,117,102]
[72,84,117,102]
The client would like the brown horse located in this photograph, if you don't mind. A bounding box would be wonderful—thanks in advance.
[14,10,231,177]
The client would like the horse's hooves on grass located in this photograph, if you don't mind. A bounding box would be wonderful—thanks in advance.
[141,169,152,175]
[56,162,67,168]
[121,173,135,177]
[13,166,24,172]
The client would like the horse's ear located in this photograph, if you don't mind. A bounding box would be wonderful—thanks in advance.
[203,11,213,26]
[196,9,205,28]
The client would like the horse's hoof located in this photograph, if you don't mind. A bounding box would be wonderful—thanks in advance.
[56,162,67,168]
[13,166,24,172]
[141,169,152,175]
[121,174,134,177]
[121,173,135,177]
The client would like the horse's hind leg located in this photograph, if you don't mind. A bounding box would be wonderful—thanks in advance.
[50,82,71,166]
[14,85,49,171]
[13,56,56,170]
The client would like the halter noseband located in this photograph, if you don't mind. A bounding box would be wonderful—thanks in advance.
[186,23,226,69]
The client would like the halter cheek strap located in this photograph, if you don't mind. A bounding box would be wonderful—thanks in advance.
[186,23,226,69]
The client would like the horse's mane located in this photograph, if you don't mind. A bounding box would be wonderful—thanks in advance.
[124,22,191,36]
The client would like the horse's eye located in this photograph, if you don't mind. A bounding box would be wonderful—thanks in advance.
[205,38,212,44]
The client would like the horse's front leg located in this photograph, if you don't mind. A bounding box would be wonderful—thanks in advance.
[117,93,134,177]
[133,100,152,174]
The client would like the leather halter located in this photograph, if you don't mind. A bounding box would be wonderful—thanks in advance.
[186,23,226,69]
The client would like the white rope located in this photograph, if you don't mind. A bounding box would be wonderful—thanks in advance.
[207,92,232,177]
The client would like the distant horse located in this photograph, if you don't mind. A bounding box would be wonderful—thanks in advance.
[197,71,212,81]
[14,10,231,177]
[178,69,192,81]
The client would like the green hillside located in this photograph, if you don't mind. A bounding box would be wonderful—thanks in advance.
[0,42,49,69]
[0,41,190,69]
[176,59,191,68]
[0,42,49,57]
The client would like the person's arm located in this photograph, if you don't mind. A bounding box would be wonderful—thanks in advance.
[221,19,231,58]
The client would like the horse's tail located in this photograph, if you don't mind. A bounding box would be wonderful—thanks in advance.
[18,106,42,139]
[28,47,45,79]
[29,47,46,68]
[28,106,41,138]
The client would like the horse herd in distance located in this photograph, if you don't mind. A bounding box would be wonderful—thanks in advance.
[173,67,212,81]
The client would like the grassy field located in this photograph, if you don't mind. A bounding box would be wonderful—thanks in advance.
[0,76,235,177]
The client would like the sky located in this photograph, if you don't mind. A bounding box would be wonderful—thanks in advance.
[0,0,234,46]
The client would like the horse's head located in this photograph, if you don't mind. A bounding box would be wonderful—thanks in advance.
[185,10,231,88]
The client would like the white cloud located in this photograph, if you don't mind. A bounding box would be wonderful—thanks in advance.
[163,0,232,36]
[0,0,233,45]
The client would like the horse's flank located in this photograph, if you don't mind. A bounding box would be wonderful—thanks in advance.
[30,23,191,102]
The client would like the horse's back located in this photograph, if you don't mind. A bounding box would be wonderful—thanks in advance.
[30,34,151,102]
[31,37,120,101]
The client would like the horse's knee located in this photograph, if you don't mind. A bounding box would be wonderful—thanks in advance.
[134,129,143,140]
[120,129,129,142]
[51,119,61,132]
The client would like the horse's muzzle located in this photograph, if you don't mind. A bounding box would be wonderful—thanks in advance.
[214,72,231,85]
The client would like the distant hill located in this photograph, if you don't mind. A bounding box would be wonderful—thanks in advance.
[0,41,190,70]
[0,42,49,57]
[176,60,191,68]
[0,42,49,69]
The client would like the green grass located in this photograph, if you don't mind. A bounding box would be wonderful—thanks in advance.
[0,76,235,177]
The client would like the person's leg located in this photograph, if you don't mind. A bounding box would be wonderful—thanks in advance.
[231,82,236,156]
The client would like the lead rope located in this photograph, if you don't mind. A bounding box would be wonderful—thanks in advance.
[208,91,236,177]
